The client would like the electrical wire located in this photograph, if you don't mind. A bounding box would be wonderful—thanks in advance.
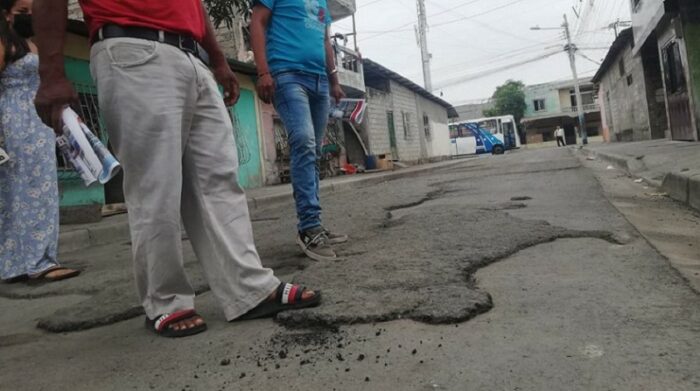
[432,49,562,89]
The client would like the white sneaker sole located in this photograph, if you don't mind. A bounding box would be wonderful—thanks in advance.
[326,235,349,245]
[296,236,338,262]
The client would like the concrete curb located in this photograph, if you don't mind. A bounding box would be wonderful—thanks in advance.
[585,148,700,212]
[59,215,131,254]
[59,159,468,253]
[661,170,700,211]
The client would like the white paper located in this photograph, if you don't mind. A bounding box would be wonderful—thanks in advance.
[56,108,121,186]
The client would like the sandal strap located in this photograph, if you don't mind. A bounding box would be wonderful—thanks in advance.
[279,282,306,305]
[153,309,196,332]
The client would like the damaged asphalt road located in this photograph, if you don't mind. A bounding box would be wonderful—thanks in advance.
[1,148,699,390]
[4,147,623,332]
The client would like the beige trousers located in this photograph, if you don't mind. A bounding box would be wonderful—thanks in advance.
[90,38,279,321]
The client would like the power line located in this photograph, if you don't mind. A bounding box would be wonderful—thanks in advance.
[576,51,602,66]
[433,49,562,89]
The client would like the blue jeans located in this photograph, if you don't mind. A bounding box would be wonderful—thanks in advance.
[273,71,330,233]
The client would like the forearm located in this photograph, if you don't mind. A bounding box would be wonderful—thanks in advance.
[34,0,69,80]
[325,37,339,86]
[0,42,5,71]
[199,2,227,67]
[249,20,270,76]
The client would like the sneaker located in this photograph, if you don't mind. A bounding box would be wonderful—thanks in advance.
[323,228,349,245]
[297,227,337,262]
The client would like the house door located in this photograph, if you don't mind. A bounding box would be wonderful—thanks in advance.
[663,40,695,141]
[387,111,399,159]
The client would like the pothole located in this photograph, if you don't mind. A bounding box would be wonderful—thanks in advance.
[277,207,622,328]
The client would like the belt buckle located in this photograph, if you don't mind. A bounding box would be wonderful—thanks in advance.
[178,35,196,53]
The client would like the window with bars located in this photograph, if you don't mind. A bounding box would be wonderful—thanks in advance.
[423,114,431,140]
[402,111,411,140]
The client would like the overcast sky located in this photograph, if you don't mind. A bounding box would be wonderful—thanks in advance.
[333,0,632,105]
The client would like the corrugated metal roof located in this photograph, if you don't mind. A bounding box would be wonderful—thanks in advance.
[592,28,634,83]
[363,58,458,118]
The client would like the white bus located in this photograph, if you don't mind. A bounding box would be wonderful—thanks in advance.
[465,115,521,149]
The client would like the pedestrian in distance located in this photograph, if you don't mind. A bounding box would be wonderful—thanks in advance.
[250,0,349,262]
[33,0,321,338]
[555,125,566,147]
[0,0,80,283]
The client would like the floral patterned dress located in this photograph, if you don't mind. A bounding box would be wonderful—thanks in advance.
[0,53,60,280]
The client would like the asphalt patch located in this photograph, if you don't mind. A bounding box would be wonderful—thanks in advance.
[276,205,619,328]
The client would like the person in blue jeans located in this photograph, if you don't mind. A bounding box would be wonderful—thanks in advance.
[251,0,348,261]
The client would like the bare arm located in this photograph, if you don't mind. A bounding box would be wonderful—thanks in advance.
[0,41,5,72]
[199,2,240,106]
[325,30,338,86]
[325,28,344,104]
[33,0,77,132]
[250,4,274,104]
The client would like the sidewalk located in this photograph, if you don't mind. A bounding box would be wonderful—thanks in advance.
[584,139,700,211]
[58,157,472,254]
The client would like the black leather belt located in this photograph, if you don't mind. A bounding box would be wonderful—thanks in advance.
[92,24,210,66]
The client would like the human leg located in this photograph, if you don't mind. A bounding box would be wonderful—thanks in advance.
[90,39,198,321]
[180,56,280,321]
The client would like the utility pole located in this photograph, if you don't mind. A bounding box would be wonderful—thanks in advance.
[563,14,587,145]
[416,0,432,91]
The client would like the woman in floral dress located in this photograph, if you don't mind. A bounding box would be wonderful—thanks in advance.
[0,0,79,282]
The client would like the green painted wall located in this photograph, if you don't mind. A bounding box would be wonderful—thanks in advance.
[229,88,263,188]
[683,21,700,140]
[523,83,562,118]
[59,57,106,208]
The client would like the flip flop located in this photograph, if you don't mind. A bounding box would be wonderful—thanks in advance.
[28,267,81,283]
[145,309,207,338]
[236,282,322,321]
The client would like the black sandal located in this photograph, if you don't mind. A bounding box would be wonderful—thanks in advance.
[145,309,207,338]
[237,282,322,321]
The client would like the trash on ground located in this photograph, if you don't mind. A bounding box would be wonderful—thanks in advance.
[634,179,644,183]
[606,165,615,170]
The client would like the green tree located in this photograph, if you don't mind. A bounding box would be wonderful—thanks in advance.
[204,0,250,28]
[483,80,527,125]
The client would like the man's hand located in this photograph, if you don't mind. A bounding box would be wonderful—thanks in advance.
[212,62,240,106]
[34,75,78,134]
[257,73,274,104]
[330,81,345,104]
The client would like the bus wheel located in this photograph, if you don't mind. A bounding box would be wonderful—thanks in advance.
[492,145,505,155]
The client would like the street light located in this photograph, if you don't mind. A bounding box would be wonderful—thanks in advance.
[530,15,588,145]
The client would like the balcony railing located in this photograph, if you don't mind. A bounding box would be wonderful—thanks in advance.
[562,103,600,112]
[335,45,365,93]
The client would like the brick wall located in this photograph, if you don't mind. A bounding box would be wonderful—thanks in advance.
[365,87,393,156]
[389,81,423,162]
[365,82,451,162]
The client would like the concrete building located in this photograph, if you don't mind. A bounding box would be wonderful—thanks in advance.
[593,28,668,142]
[521,79,602,144]
[453,100,495,121]
[630,0,700,141]
[359,59,457,164]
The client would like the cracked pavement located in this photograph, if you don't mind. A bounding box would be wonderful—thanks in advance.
[1,147,699,390]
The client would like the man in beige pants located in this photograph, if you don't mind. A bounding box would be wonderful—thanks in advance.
[33,0,320,338]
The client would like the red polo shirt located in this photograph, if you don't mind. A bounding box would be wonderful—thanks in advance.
[79,0,206,42]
